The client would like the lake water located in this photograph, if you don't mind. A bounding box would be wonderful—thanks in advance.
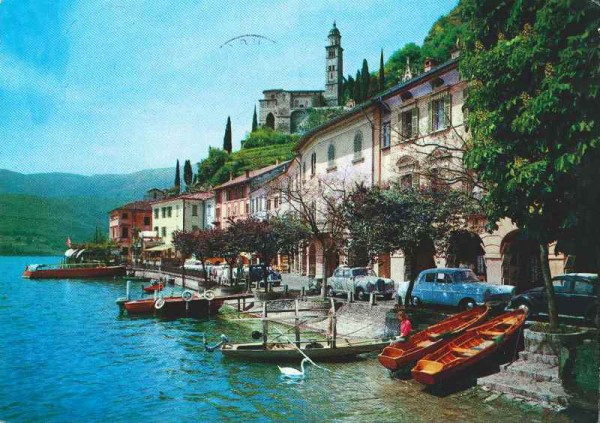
[0,256,593,422]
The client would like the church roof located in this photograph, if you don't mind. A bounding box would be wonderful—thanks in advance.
[328,22,340,37]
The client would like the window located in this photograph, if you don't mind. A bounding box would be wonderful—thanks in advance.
[175,205,179,217]
[154,209,159,219]
[400,174,413,188]
[274,197,279,209]
[429,93,451,132]
[424,273,435,283]
[246,201,249,214]
[327,144,336,168]
[573,280,594,295]
[302,161,307,180]
[310,152,316,177]
[143,216,151,226]
[121,227,129,239]
[342,269,351,278]
[400,108,418,140]
[192,205,198,216]
[552,278,569,294]
[353,131,363,160]
[192,225,199,231]
[167,207,172,218]
[161,227,166,237]
[161,207,166,218]
[381,122,391,148]
[154,226,159,235]
[121,212,128,219]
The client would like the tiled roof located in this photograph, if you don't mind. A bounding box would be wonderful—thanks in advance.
[150,190,214,204]
[214,162,289,190]
[110,200,152,213]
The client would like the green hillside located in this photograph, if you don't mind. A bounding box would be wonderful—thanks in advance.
[0,194,121,255]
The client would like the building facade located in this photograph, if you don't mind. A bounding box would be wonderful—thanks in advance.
[108,201,153,260]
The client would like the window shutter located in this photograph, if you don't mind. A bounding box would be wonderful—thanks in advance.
[428,100,433,133]
[444,93,451,127]
[411,107,419,138]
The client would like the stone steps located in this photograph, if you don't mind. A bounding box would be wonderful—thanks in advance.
[477,372,569,406]
[501,360,561,383]
[518,350,559,366]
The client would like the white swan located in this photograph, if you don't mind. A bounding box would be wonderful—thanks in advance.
[278,358,310,378]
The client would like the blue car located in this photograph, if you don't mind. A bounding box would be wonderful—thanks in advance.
[397,268,516,310]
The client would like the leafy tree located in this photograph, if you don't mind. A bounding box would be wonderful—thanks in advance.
[461,0,600,330]
[223,116,232,154]
[353,70,362,103]
[385,42,422,87]
[172,229,196,288]
[299,108,346,134]
[174,159,181,191]
[183,160,193,191]
[173,229,223,285]
[252,106,258,133]
[378,49,385,92]
[360,59,370,102]
[343,183,480,305]
[343,74,355,103]
[197,147,228,186]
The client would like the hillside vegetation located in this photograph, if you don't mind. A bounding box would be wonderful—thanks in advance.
[0,194,121,255]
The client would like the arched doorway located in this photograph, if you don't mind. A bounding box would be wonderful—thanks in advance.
[501,230,542,292]
[266,113,275,129]
[290,110,307,133]
[446,230,487,280]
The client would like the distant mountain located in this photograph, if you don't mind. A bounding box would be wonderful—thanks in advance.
[0,167,173,202]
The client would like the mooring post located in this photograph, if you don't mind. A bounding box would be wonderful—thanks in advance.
[242,297,246,310]
[284,284,288,295]
[329,298,336,349]
[237,298,241,312]
[126,280,130,301]
[294,299,301,348]
[262,301,268,349]
[301,286,305,300]
[370,292,375,307]
[347,291,351,303]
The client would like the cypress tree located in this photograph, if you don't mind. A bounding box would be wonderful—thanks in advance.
[251,106,258,132]
[379,49,385,92]
[360,59,370,102]
[353,70,362,103]
[183,160,193,191]
[344,75,355,103]
[223,116,232,154]
[174,159,181,191]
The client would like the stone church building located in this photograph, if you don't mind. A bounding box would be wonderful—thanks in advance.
[258,23,344,134]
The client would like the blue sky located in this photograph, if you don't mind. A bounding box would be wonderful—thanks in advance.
[0,0,458,175]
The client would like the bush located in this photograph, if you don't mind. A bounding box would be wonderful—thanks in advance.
[241,127,299,149]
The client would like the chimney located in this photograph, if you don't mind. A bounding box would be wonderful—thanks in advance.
[229,172,233,181]
[424,57,438,72]
[245,169,251,178]
[276,159,280,165]
[450,47,460,59]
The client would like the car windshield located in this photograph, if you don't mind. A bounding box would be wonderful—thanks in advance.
[353,268,376,277]
[454,269,480,283]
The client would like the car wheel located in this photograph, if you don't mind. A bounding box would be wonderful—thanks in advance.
[460,298,476,311]
[513,301,531,317]
[411,296,421,307]
[585,307,599,327]
[384,293,393,301]
[356,288,366,301]
[326,286,335,298]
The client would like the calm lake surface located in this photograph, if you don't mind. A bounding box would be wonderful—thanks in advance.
[0,256,593,422]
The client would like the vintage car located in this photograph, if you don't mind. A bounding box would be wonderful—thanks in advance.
[397,268,515,310]
[327,266,396,300]
[507,273,598,326]
[248,265,282,288]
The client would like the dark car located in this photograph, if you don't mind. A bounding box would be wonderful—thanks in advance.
[249,265,282,288]
[508,273,598,326]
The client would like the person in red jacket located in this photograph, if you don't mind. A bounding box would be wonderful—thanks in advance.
[396,311,412,341]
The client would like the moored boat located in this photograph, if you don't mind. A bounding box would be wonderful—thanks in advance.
[23,263,126,279]
[117,290,225,318]
[411,309,526,385]
[221,338,390,362]
[378,306,489,372]
[142,282,164,293]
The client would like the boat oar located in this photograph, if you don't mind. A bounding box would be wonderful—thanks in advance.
[272,327,331,373]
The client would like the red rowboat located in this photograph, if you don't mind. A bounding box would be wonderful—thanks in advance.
[23,264,126,279]
[378,306,489,372]
[411,309,526,385]
[143,283,164,293]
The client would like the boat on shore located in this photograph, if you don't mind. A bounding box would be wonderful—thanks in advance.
[221,338,390,361]
[23,263,126,279]
[411,309,526,385]
[378,306,490,372]
[117,289,224,318]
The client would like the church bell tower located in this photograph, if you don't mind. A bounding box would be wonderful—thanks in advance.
[324,22,343,106]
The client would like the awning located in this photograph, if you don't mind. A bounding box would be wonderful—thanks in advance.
[145,244,171,252]
[75,249,86,258]
[139,231,156,238]
[64,249,77,258]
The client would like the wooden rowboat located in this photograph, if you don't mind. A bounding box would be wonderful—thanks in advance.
[221,338,390,362]
[411,309,526,385]
[378,306,489,372]
[143,283,164,293]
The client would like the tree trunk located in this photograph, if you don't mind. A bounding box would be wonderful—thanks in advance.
[321,249,328,298]
[263,263,269,293]
[540,243,559,331]
[404,252,417,307]
[182,260,186,289]
[201,258,208,286]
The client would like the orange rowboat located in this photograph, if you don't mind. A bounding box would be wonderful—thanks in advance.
[411,309,526,385]
[378,306,489,372]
